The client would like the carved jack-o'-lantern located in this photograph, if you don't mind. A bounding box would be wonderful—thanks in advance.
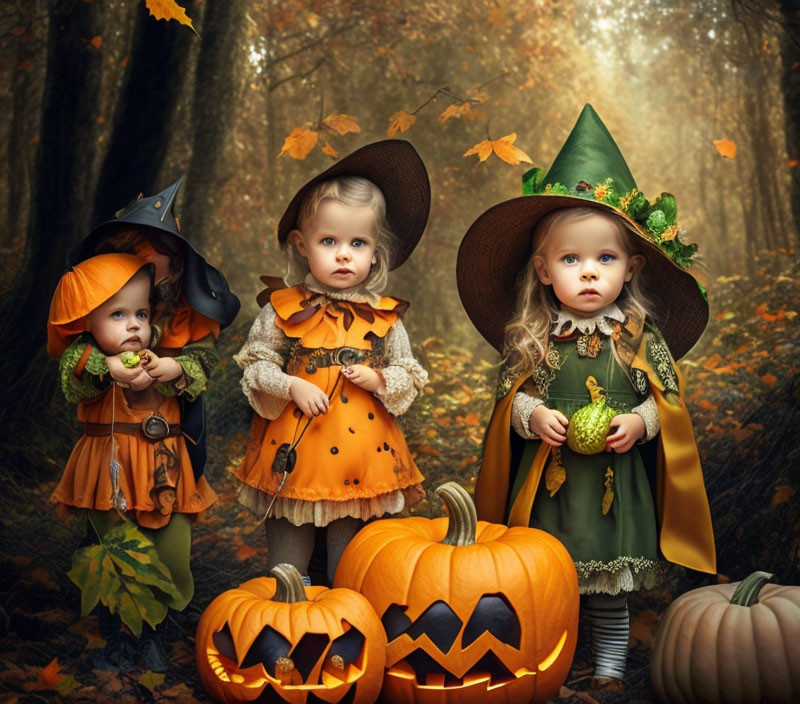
[333,482,579,703]
[195,564,387,704]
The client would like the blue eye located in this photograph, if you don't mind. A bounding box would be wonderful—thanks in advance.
[599,254,615,263]
[562,254,578,264]
[352,239,365,248]
[111,311,124,319]
[137,310,149,320]
[322,237,335,246]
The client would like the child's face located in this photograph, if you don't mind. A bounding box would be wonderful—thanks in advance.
[533,213,644,317]
[86,270,152,355]
[292,200,378,289]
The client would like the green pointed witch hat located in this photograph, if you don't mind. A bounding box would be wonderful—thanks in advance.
[457,104,708,359]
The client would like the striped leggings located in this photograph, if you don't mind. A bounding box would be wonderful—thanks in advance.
[583,593,629,680]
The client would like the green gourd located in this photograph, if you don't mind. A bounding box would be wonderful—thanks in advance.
[566,376,617,455]
[120,351,141,368]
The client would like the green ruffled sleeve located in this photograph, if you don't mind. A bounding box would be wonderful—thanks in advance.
[154,334,220,402]
[59,338,111,404]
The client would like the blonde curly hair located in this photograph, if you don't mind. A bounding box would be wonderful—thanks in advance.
[503,207,654,375]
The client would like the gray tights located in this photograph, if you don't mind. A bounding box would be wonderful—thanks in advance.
[264,516,363,585]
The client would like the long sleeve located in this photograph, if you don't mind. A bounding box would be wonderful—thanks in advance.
[59,338,112,404]
[511,380,545,439]
[373,319,428,416]
[631,394,660,442]
[233,303,295,419]
[155,334,221,402]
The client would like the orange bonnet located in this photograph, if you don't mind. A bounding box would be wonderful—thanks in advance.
[47,253,149,358]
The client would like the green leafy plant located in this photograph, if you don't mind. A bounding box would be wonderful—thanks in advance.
[67,519,180,637]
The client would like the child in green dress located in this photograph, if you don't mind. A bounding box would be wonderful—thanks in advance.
[458,105,716,687]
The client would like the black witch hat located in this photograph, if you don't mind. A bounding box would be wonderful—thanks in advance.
[67,177,240,328]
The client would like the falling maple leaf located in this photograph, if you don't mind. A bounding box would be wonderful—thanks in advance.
[89,36,103,49]
[144,0,199,36]
[789,160,798,168]
[713,139,737,159]
[464,133,533,165]
[322,113,361,136]
[387,110,416,137]
[278,127,318,159]
[321,140,338,158]
[439,103,472,123]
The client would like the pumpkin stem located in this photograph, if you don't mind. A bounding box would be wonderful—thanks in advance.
[730,571,774,607]
[436,482,477,546]
[271,564,308,603]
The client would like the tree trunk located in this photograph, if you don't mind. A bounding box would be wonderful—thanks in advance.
[91,2,199,224]
[0,0,105,420]
[180,0,246,247]
[779,0,800,241]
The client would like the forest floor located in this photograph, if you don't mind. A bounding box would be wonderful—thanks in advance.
[1,249,798,704]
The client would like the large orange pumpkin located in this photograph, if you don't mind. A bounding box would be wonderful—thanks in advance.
[196,564,387,704]
[651,571,800,704]
[333,482,579,704]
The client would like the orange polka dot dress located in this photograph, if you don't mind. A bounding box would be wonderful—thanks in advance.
[234,285,426,526]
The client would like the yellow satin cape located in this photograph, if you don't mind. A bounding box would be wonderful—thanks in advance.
[475,328,716,575]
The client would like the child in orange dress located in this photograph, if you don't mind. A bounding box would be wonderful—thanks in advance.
[235,141,431,584]
[66,178,240,480]
[48,253,216,669]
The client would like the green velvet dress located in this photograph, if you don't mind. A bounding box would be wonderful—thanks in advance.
[508,331,660,595]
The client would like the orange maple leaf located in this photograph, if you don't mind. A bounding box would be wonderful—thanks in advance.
[40,659,65,688]
[144,0,198,35]
[89,36,103,49]
[278,127,318,159]
[321,140,337,158]
[439,103,472,123]
[464,133,533,165]
[322,113,361,136]
[713,139,737,159]
[387,110,416,137]
[772,484,796,506]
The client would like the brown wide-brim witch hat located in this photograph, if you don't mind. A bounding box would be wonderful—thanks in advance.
[278,140,431,270]
[457,104,708,360]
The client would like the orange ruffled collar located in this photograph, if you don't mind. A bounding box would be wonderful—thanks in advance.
[271,285,408,348]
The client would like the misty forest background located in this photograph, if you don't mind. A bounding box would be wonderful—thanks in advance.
[0,1,798,702]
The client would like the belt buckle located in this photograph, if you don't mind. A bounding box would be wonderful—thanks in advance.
[335,347,365,366]
[141,412,170,440]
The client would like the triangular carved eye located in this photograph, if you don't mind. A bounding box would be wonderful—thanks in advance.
[290,633,330,681]
[241,625,292,674]
[381,604,412,642]
[212,623,237,662]
[405,601,463,653]
[462,594,521,649]
[329,624,365,667]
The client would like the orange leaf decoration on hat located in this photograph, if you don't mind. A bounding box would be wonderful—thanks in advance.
[464,133,533,165]
[713,139,737,159]
[47,253,148,359]
[278,127,318,159]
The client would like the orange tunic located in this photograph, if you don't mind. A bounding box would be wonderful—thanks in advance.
[51,384,217,529]
[156,299,220,350]
[236,286,425,518]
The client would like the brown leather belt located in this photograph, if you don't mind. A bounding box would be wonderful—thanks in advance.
[291,338,385,374]
[84,421,181,440]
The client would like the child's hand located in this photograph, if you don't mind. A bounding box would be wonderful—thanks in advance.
[342,365,385,393]
[529,404,569,446]
[140,350,184,383]
[290,377,330,417]
[605,413,645,453]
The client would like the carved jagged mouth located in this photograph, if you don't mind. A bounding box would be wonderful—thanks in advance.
[386,648,535,689]
[207,622,366,692]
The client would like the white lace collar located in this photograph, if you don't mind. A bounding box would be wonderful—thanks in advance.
[552,303,625,336]
[303,273,380,305]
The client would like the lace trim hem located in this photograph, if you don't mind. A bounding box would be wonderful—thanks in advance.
[574,556,662,595]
